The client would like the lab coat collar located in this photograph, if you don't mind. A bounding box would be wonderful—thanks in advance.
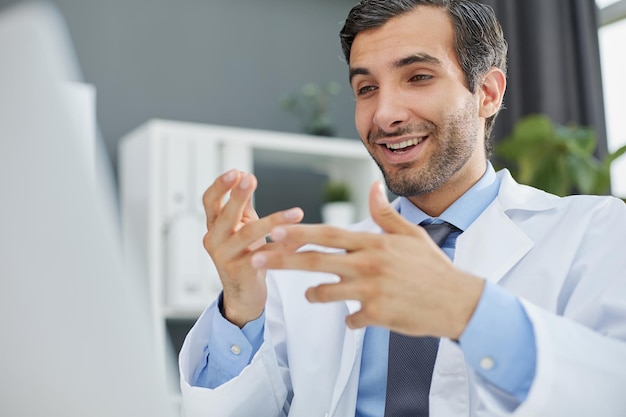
[496,168,559,212]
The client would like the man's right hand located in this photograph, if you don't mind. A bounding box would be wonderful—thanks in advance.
[202,170,304,328]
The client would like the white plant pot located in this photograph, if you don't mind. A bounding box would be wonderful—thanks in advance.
[321,202,355,228]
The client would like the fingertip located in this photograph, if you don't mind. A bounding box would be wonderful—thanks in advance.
[305,287,318,303]
[222,169,238,183]
[371,180,389,206]
[284,207,303,221]
[269,226,287,242]
[239,173,252,189]
[345,313,364,330]
[369,181,393,218]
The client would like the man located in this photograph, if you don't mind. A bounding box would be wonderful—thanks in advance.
[179,1,626,416]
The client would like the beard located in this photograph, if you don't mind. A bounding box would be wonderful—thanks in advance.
[366,97,480,197]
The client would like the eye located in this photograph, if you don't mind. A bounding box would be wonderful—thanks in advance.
[355,85,377,96]
[409,74,433,83]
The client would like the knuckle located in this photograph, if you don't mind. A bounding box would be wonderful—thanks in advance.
[369,234,391,251]
[203,233,227,264]
[201,184,219,207]
[353,256,385,276]
[201,187,211,206]
[203,199,222,221]
[307,251,328,270]
[202,232,212,250]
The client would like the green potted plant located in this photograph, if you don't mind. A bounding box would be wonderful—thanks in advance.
[280,82,341,136]
[321,181,355,227]
[495,114,626,197]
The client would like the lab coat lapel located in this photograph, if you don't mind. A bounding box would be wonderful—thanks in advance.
[454,170,555,283]
[454,198,533,283]
[328,317,365,416]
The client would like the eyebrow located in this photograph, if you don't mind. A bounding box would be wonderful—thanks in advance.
[349,52,442,84]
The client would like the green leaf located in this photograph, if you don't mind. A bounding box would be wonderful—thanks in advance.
[605,143,626,167]
[494,114,619,196]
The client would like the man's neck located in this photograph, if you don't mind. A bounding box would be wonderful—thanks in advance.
[407,161,488,217]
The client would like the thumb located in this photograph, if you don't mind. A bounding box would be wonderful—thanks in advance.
[369,181,415,235]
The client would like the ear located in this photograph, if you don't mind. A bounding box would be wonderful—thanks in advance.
[478,67,506,119]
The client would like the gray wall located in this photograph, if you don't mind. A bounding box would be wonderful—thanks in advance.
[47,0,361,170]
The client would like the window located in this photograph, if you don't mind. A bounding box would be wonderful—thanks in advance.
[598,0,626,197]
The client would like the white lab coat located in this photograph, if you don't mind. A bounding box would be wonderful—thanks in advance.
[179,169,626,417]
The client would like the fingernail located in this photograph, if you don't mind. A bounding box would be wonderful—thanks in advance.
[239,174,250,189]
[223,170,236,183]
[251,253,266,268]
[270,226,287,241]
[284,207,302,220]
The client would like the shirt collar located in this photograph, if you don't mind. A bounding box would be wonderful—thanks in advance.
[398,162,500,231]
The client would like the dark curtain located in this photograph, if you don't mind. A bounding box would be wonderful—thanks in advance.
[483,0,608,157]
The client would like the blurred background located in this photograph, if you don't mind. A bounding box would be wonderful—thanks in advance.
[0,0,624,194]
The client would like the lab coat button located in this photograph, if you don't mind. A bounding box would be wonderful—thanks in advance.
[480,356,495,370]
[230,345,242,355]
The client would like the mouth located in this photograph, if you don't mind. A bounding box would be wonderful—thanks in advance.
[373,134,429,165]
[381,136,428,153]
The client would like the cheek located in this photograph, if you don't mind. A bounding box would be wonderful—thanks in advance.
[354,101,373,140]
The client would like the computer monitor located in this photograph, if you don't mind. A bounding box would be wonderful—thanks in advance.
[0,2,175,416]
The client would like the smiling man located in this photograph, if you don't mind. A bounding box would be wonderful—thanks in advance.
[179,1,626,416]
[347,4,501,215]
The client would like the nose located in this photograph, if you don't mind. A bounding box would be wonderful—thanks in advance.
[371,87,410,132]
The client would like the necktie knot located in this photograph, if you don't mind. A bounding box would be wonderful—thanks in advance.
[420,221,459,247]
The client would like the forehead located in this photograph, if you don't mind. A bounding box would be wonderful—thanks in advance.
[349,6,458,73]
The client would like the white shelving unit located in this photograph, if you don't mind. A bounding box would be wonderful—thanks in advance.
[118,119,381,391]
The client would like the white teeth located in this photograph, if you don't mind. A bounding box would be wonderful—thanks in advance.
[386,137,422,150]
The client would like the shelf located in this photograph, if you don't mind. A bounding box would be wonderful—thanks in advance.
[119,120,382,393]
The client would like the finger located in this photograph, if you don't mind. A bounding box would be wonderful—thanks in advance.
[250,248,354,277]
[268,223,376,253]
[369,181,418,236]
[345,309,377,330]
[210,173,258,241]
[306,283,379,329]
[242,195,260,223]
[256,239,304,254]
[248,208,304,252]
[202,169,240,228]
[217,206,304,258]
[304,281,363,304]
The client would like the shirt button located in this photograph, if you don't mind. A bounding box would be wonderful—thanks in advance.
[480,356,495,370]
[230,345,242,355]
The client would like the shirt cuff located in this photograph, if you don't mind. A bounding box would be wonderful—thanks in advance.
[208,293,265,373]
[459,281,537,402]
[191,293,265,388]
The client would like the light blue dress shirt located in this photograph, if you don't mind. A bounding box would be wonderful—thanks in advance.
[354,163,535,416]
[192,163,537,415]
